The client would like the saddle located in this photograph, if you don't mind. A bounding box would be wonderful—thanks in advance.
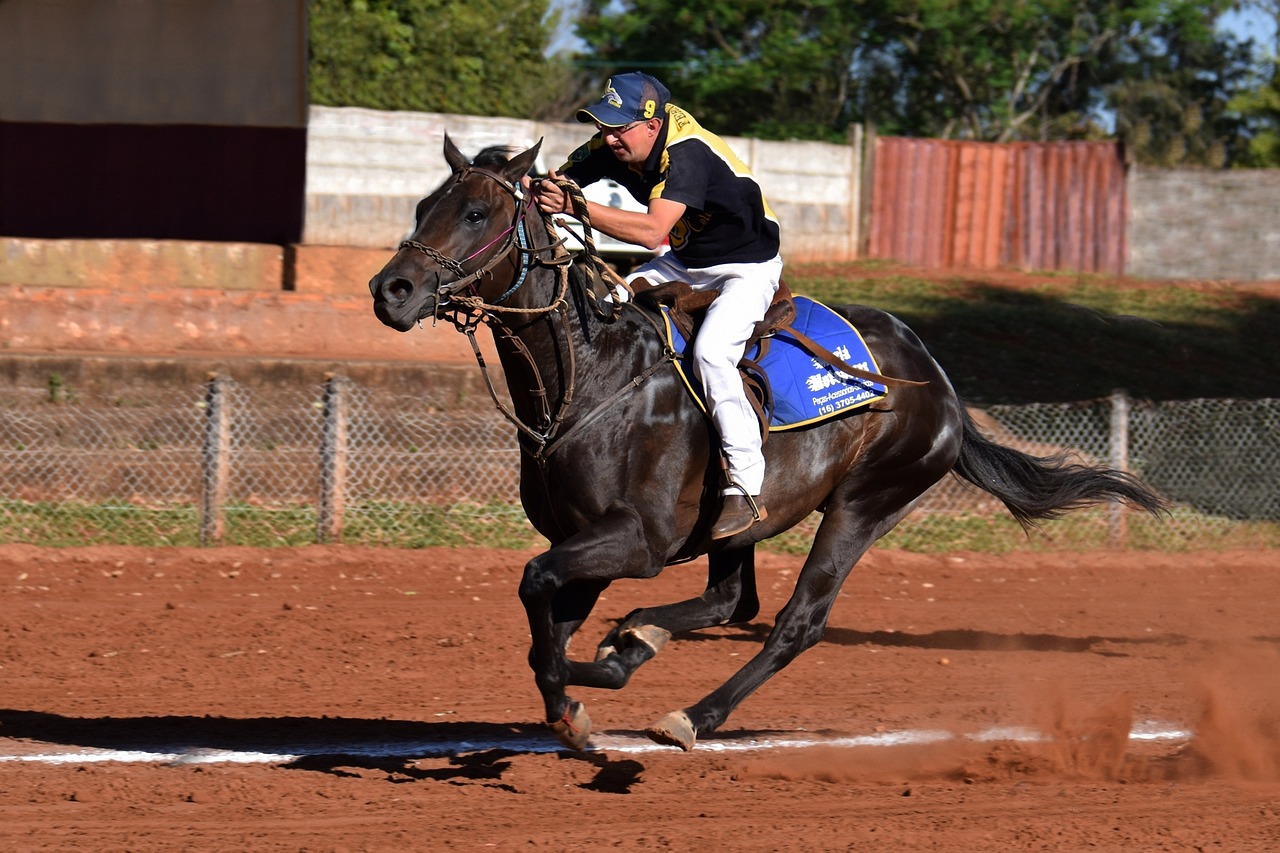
[632,279,923,441]
[633,279,790,342]
[634,279,917,393]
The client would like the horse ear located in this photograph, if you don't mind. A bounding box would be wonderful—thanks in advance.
[502,138,543,185]
[443,133,469,173]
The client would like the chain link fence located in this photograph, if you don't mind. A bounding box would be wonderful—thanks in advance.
[2,374,1277,551]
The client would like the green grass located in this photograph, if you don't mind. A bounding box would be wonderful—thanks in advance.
[0,499,543,550]
[0,501,204,547]
[788,262,1280,404]
[5,498,1275,553]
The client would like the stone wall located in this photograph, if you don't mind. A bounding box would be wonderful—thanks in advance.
[1128,167,1280,281]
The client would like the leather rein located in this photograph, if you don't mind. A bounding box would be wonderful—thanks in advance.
[399,165,675,462]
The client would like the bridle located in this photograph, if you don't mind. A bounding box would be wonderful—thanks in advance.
[395,161,677,466]
[397,164,571,322]
[394,164,609,455]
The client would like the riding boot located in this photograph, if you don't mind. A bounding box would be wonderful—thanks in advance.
[711,495,767,539]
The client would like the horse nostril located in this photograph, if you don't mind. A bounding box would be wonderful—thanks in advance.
[372,275,415,305]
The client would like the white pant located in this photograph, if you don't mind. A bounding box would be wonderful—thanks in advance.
[626,252,783,496]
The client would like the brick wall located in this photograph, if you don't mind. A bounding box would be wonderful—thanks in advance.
[1128,167,1280,281]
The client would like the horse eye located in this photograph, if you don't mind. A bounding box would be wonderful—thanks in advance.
[465,209,485,224]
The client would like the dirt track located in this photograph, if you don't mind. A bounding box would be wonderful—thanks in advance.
[1,544,1278,851]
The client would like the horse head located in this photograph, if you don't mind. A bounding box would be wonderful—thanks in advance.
[369,134,543,331]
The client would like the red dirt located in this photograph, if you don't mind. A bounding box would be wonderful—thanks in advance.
[1,544,1278,851]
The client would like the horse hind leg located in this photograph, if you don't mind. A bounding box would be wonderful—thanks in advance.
[570,546,759,690]
[648,458,949,751]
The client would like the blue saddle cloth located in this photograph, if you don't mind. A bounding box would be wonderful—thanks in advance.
[660,295,888,431]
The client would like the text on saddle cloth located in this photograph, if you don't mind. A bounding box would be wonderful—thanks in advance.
[660,296,889,431]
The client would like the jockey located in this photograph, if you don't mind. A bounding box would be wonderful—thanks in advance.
[530,72,783,539]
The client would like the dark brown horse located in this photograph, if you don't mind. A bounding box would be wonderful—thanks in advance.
[369,137,1165,751]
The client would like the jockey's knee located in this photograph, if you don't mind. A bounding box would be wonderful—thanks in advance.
[692,342,738,376]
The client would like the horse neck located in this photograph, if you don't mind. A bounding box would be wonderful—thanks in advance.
[491,210,671,436]
[485,209,597,424]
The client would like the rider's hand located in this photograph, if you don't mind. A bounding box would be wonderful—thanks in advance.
[532,169,569,216]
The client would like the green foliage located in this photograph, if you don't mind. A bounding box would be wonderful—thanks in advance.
[576,0,879,140]
[309,0,576,118]
[571,0,1274,165]
[1229,60,1280,166]
[1108,1,1254,166]
[880,0,1128,141]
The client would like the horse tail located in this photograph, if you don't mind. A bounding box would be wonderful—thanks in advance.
[952,407,1168,529]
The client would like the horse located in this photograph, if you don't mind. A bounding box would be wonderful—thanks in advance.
[368,136,1167,751]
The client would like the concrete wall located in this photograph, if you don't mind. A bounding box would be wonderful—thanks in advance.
[0,282,483,365]
[1128,167,1280,281]
[0,239,485,364]
[0,239,284,292]
[304,106,860,263]
[306,106,1280,280]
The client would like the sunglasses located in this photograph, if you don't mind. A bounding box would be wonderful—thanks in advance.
[595,121,646,138]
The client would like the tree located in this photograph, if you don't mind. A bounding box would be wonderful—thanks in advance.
[878,0,1131,141]
[1226,0,1280,165]
[309,0,575,119]
[575,0,1151,140]
[1230,67,1280,165]
[575,0,887,140]
[572,0,1266,165]
[1108,1,1254,167]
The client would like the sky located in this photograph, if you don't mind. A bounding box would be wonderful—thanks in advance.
[1221,4,1279,55]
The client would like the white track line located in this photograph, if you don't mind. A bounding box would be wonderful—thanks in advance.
[0,721,1191,766]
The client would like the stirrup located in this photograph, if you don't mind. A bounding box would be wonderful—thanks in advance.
[722,481,764,521]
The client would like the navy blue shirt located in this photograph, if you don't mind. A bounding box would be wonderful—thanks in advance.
[561,105,781,266]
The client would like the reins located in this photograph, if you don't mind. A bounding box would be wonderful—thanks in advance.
[403,163,675,462]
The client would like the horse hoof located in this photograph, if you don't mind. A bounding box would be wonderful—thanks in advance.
[622,624,671,656]
[596,625,670,662]
[646,710,696,751]
[549,701,592,750]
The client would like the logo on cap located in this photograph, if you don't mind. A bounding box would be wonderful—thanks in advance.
[604,80,622,109]
[643,99,656,119]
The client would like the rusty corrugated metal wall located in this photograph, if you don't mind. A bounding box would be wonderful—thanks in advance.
[868,138,1127,273]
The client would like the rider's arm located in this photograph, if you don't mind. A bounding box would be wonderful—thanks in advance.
[580,197,683,251]
[533,170,683,251]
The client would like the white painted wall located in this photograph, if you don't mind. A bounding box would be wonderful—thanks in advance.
[304,106,861,262]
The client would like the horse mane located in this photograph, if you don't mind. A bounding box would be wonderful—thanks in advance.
[472,146,518,170]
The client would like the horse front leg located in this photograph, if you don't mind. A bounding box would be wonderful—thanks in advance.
[518,508,658,749]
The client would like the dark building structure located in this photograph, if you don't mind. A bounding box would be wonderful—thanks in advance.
[0,0,308,244]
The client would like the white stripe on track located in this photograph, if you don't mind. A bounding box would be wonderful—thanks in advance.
[0,721,1191,766]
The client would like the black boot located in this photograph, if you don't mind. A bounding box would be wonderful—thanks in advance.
[711,495,767,539]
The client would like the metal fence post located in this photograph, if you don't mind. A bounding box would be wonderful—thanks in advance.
[1109,389,1131,548]
[200,373,230,545]
[318,374,350,543]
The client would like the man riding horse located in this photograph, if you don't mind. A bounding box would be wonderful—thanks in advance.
[530,72,782,540]
[370,119,1166,752]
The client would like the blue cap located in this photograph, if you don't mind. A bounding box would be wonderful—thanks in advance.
[576,72,671,127]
